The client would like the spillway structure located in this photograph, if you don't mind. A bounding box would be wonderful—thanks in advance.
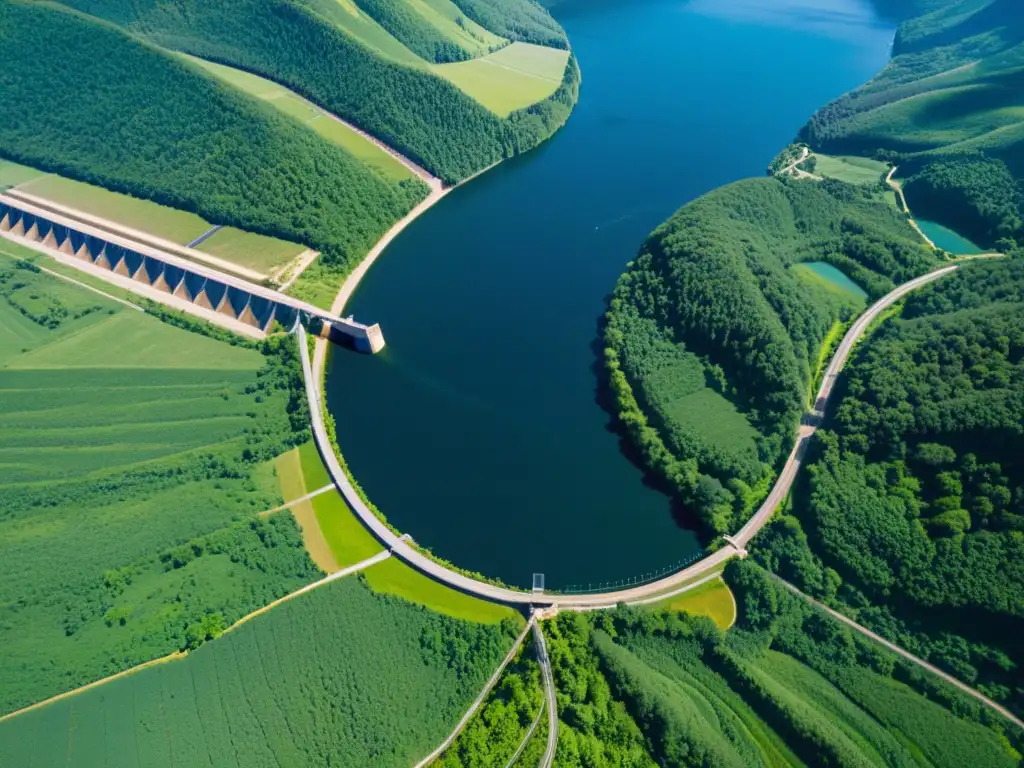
[0,194,385,352]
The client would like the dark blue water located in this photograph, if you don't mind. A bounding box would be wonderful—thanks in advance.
[326,0,893,589]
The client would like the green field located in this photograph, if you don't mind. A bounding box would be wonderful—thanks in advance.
[364,558,520,624]
[185,55,413,181]
[17,173,211,243]
[660,577,736,630]
[0,577,519,768]
[0,252,319,715]
[197,226,307,274]
[0,159,48,188]
[811,154,889,185]
[15,172,306,273]
[432,42,570,116]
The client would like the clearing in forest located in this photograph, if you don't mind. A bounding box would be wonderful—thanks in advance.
[811,154,889,185]
[656,577,736,630]
[432,42,570,116]
[184,55,413,182]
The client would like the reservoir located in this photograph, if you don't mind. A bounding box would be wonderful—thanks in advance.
[916,219,984,255]
[325,0,894,589]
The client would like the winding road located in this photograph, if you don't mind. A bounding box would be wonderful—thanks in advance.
[302,263,960,609]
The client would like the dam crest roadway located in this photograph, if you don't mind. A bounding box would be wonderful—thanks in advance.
[303,261,960,609]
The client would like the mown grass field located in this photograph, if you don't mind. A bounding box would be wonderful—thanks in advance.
[185,55,413,182]
[198,226,307,274]
[15,172,306,273]
[364,557,520,624]
[0,252,320,715]
[17,173,211,242]
[0,577,519,768]
[812,154,889,185]
[0,158,48,188]
[660,577,736,630]
[432,42,570,117]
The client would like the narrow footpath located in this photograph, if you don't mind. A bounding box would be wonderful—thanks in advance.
[414,617,538,767]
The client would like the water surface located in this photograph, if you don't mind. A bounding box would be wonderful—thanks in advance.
[916,219,983,255]
[326,0,894,589]
[800,261,869,299]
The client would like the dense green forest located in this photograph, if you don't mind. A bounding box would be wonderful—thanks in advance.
[753,257,1024,720]
[0,577,521,767]
[539,559,1019,766]
[0,0,425,271]
[802,0,1024,251]
[52,0,578,184]
[0,253,320,715]
[352,0,475,63]
[451,0,567,48]
[603,176,935,534]
[436,634,546,766]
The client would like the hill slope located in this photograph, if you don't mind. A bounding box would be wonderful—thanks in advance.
[53,0,579,184]
[803,0,1024,251]
[0,0,425,270]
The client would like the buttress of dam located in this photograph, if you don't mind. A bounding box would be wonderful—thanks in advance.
[0,195,385,353]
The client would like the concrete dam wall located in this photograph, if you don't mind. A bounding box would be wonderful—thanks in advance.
[0,194,385,353]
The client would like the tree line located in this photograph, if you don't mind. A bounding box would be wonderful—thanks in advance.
[603,176,935,535]
[753,258,1024,719]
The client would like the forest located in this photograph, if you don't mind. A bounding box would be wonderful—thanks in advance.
[753,258,1024,719]
[352,0,477,63]
[603,176,935,534]
[0,0,425,272]
[801,0,1024,252]
[0,577,521,767]
[536,559,1019,767]
[451,0,567,48]
[53,0,578,184]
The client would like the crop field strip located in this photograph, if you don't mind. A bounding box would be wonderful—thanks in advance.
[0,255,330,715]
[0,577,521,768]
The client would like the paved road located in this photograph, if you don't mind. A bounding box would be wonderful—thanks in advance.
[533,621,559,768]
[302,264,959,608]
[414,617,537,767]
[775,578,1024,730]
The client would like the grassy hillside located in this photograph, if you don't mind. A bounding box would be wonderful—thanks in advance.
[802,0,1024,251]
[0,0,425,271]
[603,176,934,535]
[55,0,578,184]
[0,246,319,715]
[0,577,521,768]
[753,257,1024,720]
[537,559,1018,767]
[181,54,414,182]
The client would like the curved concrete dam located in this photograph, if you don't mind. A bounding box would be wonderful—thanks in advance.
[326,0,896,589]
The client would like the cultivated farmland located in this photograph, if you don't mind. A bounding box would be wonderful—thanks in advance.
[432,42,571,116]
[0,577,520,768]
[0,250,319,715]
